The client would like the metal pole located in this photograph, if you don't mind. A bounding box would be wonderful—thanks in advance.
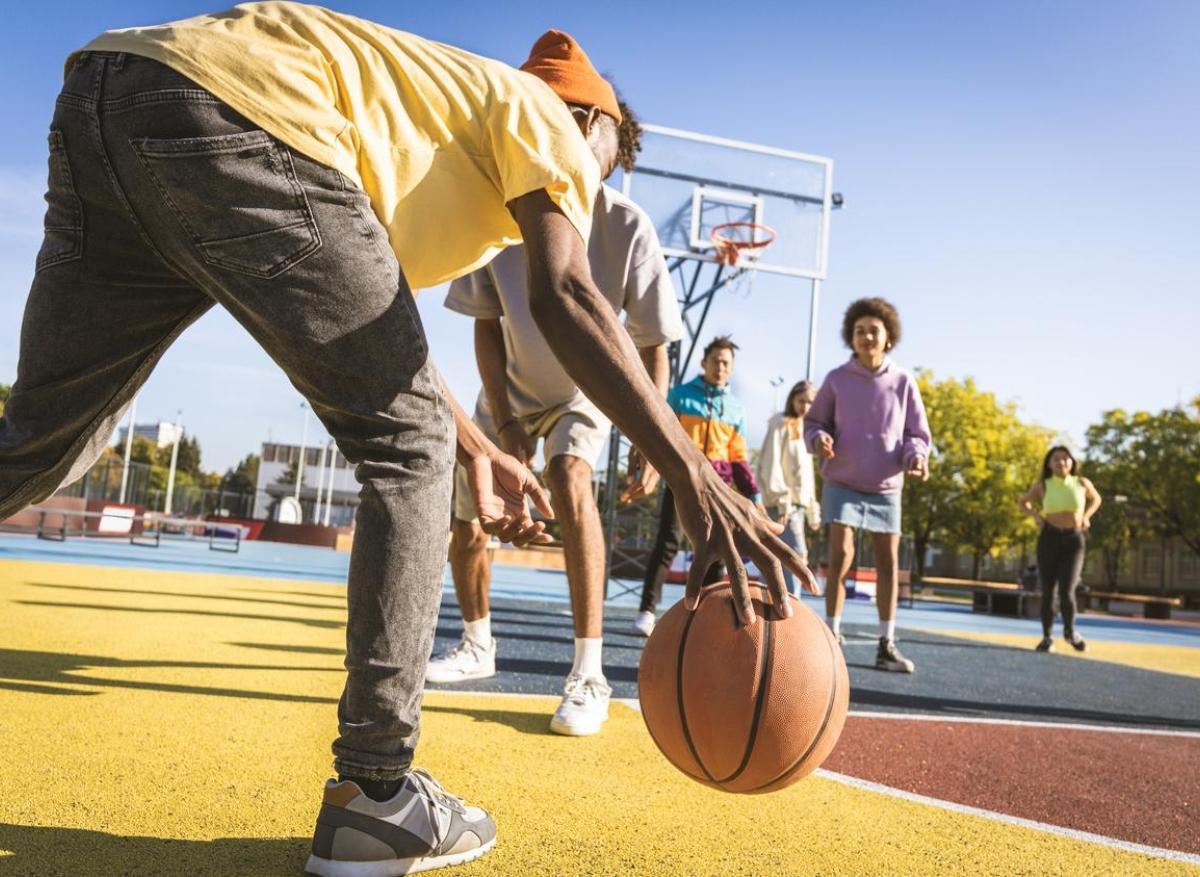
[323,445,337,526]
[313,439,329,524]
[164,411,182,514]
[294,403,309,504]
[119,396,137,504]
[807,277,821,381]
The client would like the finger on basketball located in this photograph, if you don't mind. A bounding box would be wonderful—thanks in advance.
[684,550,711,610]
[751,547,792,619]
[721,531,755,626]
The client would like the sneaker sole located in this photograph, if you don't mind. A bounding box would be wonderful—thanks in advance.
[874,661,915,674]
[548,714,609,737]
[305,837,496,877]
[424,667,496,684]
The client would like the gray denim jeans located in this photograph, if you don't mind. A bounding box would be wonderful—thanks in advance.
[0,53,454,780]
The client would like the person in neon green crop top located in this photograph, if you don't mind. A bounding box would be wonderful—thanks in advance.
[1019,446,1102,652]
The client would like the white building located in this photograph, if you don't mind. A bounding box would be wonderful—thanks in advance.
[254,441,358,526]
[115,421,184,449]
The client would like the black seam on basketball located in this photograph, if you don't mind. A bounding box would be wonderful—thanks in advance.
[746,621,840,793]
[676,595,715,783]
[714,597,772,786]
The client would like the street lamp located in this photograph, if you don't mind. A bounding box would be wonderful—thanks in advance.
[294,402,310,505]
[164,410,183,514]
[118,394,138,504]
[769,376,785,414]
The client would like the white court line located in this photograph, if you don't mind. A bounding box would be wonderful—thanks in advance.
[427,690,1199,862]
[816,769,1200,866]
[846,710,1200,739]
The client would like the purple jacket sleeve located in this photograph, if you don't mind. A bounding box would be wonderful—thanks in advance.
[731,460,760,502]
[804,378,836,453]
[901,377,932,465]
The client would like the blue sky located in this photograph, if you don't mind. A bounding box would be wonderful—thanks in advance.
[1,1,1197,472]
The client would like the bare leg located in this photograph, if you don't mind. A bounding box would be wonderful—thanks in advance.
[826,522,856,619]
[872,532,901,622]
[448,517,491,624]
[544,455,604,638]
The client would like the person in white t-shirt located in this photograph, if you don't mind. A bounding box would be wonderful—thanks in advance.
[428,101,683,736]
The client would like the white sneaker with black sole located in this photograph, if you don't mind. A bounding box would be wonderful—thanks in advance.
[549,673,611,736]
[631,611,655,637]
[425,637,496,684]
[875,637,915,673]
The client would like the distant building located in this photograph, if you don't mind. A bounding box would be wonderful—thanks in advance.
[254,441,358,526]
[115,421,183,449]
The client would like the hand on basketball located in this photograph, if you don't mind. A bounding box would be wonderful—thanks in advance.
[818,433,835,460]
[619,447,660,504]
[497,420,536,469]
[905,455,929,481]
[675,465,819,627]
[465,451,554,546]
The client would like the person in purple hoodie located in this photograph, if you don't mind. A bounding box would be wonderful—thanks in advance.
[805,297,931,673]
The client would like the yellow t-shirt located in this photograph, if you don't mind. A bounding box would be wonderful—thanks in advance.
[72,2,600,290]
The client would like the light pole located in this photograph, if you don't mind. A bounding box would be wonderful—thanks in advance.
[118,395,138,504]
[323,443,337,526]
[294,402,310,505]
[769,376,785,414]
[164,410,183,514]
[313,439,329,524]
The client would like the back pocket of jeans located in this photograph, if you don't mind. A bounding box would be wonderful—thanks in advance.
[131,130,321,279]
[35,130,84,272]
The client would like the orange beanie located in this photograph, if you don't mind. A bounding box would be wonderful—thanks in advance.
[519,30,622,123]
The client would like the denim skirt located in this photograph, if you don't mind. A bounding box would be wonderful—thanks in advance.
[821,482,902,534]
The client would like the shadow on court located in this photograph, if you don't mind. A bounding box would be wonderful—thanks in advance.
[0,823,308,877]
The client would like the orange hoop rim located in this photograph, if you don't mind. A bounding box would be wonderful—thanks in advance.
[710,221,777,266]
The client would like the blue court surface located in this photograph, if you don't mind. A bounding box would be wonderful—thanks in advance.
[1,532,1195,650]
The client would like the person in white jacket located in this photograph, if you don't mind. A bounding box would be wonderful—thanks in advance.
[757,380,822,595]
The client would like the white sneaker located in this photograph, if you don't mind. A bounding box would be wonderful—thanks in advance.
[425,636,496,684]
[632,610,656,637]
[549,673,611,736]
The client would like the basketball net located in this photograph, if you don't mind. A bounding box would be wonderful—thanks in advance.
[711,221,776,298]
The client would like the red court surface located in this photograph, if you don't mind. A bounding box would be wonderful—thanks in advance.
[826,715,1200,855]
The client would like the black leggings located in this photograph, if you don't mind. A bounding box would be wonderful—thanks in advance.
[1037,525,1086,638]
[638,487,723,613]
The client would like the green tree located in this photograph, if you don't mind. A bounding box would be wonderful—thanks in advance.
[0,383,10,416]
[224,453,261,494]
[1085,401,1200,561]
[903,370,1054,579]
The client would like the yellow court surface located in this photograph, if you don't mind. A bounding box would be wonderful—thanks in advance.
[1,558,1196,876]
[913,627,1200,679]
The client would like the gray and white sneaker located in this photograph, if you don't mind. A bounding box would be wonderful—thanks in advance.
[306,768,496,876]
[1035,636,1055,653]
[549,673,611,736]
[1065,632,1088,652]
[425,637,496,684]
[875,637,915,673]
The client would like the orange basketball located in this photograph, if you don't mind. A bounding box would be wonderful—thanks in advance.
[638,581,849,793]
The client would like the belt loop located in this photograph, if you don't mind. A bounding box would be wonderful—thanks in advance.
[113,52,127,71]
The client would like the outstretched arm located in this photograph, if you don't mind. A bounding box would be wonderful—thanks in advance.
[510,189,817,623]
[436,370,553,546]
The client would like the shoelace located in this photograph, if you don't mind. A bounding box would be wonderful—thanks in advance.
[404,768,467,852]
[562,675,609,706]
[436,638,485,663]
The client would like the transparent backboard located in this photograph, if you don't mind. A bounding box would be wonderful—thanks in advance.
[619,124,833,279]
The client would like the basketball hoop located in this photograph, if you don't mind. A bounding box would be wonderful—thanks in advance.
[710,221,776,267]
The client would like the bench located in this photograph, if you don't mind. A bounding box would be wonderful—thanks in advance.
[915,575,1042,619]
[1080,589,1182,620]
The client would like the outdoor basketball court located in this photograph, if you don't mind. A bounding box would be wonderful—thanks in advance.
[0,534,1196,875]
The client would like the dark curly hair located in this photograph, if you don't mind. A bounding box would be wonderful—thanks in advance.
[1040,445,1079,486]
[841,297,902,350]
[615,97,643,173]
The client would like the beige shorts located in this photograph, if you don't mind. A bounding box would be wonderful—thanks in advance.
[452,394,611,523]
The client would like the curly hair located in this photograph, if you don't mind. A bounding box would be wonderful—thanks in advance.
[615,98,643,173]
[841,297,902,350]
